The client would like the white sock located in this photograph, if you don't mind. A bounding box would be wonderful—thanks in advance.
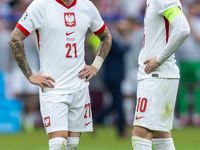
[49,137,67,150]
[131,136,152,150]
[66,137,79,150]
[152,138,175,150]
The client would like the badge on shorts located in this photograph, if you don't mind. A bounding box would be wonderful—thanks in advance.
[64,13,76,27]
[152,74,159,77]
[44,116,51,127]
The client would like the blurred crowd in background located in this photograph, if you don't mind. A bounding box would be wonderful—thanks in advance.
[0,0,200,137]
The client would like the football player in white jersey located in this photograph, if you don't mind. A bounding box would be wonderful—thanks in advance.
[131,0,190,150]
[9,0,112,149]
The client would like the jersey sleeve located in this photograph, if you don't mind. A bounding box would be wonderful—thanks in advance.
[157,14,190,64]
[154,0,182,15]
[89,2,106,35]
[16,1,45,36]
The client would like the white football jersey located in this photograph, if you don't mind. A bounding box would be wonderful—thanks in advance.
[138,0,182,80]
[16,0,106,94]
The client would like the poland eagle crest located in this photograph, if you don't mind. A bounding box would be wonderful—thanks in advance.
[44,117,51,127]
[64,13,76,27]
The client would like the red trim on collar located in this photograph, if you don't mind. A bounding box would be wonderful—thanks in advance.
[56,0,77,9]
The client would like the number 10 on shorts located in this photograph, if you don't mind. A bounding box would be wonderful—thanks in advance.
[136,97,148,113]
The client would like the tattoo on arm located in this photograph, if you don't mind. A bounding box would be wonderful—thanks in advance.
[9,27,33,79]
[96,27,112,60]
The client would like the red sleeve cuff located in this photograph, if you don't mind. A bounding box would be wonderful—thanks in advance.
[16,23,30,37]
[93,23,106,35]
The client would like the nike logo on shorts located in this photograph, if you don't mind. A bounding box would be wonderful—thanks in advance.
[85,121,92,126]
[66,31,75,36]
[135,116,144,120]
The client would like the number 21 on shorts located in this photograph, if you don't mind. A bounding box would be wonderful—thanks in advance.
[136,97,148,113]
[84,103,91,119]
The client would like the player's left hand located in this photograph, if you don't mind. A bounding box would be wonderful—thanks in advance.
[78,65,98,82]
[144,57,161,74]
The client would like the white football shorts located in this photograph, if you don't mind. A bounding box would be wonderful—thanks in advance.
[133,78,179,133]
[40,87,93,134]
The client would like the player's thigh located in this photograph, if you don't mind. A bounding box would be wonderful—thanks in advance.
[132,126,153,140]
[153,131,172,138]
[40,94,69,136]
[68,131,81,137]
[133,78,179,133]
[49,131,68,140]
[68,87,93,133]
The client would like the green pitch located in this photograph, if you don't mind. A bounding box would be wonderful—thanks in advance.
[0,125,199,150]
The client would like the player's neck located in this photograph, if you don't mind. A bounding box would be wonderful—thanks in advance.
[61,0,74,6]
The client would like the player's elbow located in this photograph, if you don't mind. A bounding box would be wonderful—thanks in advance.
[184,27,190,37]
[177,21,190,40]
[180,27,190,40]
[180,18,190,38]
[172,14,190,39]
[9,34,16,46]
[9,38,14,47]
[9,36,21,48]
[108,33,112,46]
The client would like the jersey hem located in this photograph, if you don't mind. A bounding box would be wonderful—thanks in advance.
[137,65,180,80]
[39,83,89,95]
[137,76,180,81]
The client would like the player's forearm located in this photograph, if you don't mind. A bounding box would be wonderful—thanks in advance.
[96,27,112,60]
[157,14,190,64]
[92,27,112,71]
[9,27,33,79]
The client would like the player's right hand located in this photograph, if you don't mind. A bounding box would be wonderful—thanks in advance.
[144,57,161,74]
[78,65,98,82]
[28,71,55,92]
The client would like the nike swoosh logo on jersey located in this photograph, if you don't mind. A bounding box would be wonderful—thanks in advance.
[85,121,92,126]
[66,31,75,36]
[135,116,145,120]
